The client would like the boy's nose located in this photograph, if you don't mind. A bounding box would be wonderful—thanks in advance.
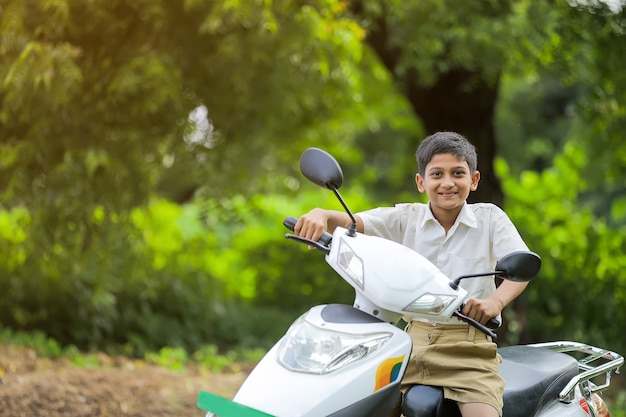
[442,176,455,187]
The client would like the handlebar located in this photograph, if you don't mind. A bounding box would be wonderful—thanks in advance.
[283,216,500,339]
[453,310,498,340]
[457,303,501,330]
[283,216,332,255]
[283,216,333,246]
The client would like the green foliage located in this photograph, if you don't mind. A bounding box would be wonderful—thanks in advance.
[356,0,545,84]
[0,0,376,355]
[145,346,189,371]
[0,0,375,246]
[191,344,265,374]
[612,392,626,417]
[0,328,64,358]
[0,327,263,375]
[497,143,626,353]
[67,348,102,368]
[0,206,30,271]
[497,2,626,222]
[0,182,374,354]
[495,75,581,174]
[497,139,626,408]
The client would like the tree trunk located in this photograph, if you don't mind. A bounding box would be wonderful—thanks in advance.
[356,2,504,206]
[354,0,520,344]
[403,68,503,206]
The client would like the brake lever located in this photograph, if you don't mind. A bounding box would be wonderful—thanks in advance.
[458,303,501,329]
[283,216,333,247]
[284,233,330,255]
[452,310,498,341]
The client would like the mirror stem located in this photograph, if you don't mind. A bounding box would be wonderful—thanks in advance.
[331,187,357,237]
[450,271,504,290]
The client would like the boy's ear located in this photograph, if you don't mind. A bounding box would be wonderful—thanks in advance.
[470,170,480,191]
[415,173,425,192]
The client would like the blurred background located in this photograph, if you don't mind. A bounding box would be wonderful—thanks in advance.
[1,0,625,410]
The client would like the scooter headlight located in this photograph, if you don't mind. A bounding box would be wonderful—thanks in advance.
[276,316,392,374]
[337,239,364,289]
[404,293,458,315]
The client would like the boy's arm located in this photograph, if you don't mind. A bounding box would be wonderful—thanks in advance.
[294,208,364,241]
[462,280,529,325]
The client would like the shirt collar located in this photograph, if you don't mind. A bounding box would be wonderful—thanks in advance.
[419,202,478,231]
[456,202,478,229]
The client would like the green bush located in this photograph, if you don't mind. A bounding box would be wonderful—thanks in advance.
[0,188,365,355]
[497,144,626,354]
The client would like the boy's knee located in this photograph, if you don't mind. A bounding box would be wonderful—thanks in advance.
[458,402,500,417]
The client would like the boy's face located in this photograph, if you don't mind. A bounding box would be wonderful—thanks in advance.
[415,153,480,217]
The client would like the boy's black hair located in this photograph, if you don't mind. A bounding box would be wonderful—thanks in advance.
[416,131,478,176]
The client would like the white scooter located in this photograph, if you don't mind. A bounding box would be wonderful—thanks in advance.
[198,148,623,417]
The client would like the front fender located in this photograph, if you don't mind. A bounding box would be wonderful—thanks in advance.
[198,391,274,417]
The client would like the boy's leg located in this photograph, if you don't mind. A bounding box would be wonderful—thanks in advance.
[458,402,499,417]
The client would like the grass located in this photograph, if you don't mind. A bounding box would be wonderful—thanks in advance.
[0,327,265,373]
[145,344,265,373]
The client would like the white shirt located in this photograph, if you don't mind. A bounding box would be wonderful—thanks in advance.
[358,202,529,323]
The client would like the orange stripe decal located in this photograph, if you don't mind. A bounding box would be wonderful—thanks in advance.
[374,355,405,391]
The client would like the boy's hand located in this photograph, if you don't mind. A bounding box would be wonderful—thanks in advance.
[294,208,329,242]
[461,298,503,325]
[463,281,529,324]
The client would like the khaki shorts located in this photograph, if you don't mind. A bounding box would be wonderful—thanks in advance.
[401,321,504,415]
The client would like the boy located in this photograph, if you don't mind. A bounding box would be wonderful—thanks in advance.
[294,131,530,417]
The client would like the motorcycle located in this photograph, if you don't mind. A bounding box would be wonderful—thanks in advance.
[198,147,623,417]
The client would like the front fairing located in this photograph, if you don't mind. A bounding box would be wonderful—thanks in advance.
[326,227,466,322]
[198,228,468,417]
[228,305,411,417]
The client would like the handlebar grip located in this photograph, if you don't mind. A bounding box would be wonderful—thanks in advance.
[283,216,333,247]
[457,303,501,330]
[452,310,497,341]
[283,216,298,231]
[486,317,501,330]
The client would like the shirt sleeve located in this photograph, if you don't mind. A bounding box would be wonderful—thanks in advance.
[358,206,407,243]
[489,205,529,260]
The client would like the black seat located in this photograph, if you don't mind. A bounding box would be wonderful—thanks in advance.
[402,385,460,417]
[402,345,578,417]
[500,345,579,417]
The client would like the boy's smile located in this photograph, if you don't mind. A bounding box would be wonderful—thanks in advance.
[415,153,480,223]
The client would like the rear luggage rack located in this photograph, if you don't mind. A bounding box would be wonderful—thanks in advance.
[529,341,623,403]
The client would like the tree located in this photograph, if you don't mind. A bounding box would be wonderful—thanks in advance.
[343,0,626,351]
[0,0,369,349]
[346,0,625,207]
[2,0,626,356]
[0,0,369,208]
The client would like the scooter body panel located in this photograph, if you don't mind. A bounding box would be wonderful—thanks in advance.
[529,402,588,417]
[326,230,467,323]
[233,305,412,417]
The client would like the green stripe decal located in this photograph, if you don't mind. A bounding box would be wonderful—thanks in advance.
[197,391,275,417]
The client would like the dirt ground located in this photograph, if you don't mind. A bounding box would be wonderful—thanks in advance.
[0,344,249,417]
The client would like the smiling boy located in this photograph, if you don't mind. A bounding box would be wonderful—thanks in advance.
[294,131,531,417]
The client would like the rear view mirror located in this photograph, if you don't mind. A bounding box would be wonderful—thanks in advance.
[495,251,542,282]
[299,147,344,190]
[298,147,357,236]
